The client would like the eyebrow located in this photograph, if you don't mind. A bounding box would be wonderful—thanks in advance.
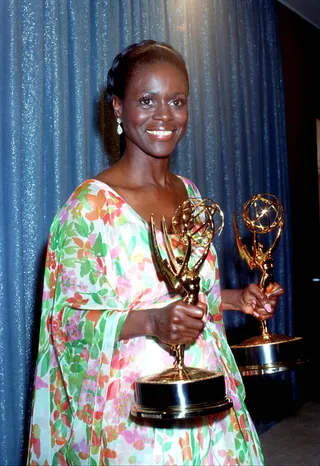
[136,91,188,97]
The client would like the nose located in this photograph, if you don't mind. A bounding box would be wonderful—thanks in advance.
[152,102,174,122]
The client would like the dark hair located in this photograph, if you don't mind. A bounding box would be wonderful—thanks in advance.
[106,40,189,106]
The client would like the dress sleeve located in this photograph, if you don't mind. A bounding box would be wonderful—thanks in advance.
[28,183,129,465]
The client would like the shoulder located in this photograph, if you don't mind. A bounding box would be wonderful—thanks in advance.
[177,175,202,198]
[65,179,124,209]
[51,179,124,231]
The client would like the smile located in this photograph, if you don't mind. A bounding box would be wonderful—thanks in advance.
[146,130,174,136]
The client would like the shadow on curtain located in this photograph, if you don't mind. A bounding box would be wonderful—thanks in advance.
[0,1,294,464]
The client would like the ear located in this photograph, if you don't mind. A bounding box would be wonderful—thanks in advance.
[112,96,122,119]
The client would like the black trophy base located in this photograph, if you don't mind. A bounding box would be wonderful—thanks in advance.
[131,366,233,420]
[231,333,307,376]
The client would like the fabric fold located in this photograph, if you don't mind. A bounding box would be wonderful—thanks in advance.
[28,177,264,465]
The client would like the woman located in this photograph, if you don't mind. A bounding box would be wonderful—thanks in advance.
[28,40,284,465]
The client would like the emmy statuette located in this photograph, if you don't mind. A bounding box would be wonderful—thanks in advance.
[231,193,306,376]
[131,198,233,420]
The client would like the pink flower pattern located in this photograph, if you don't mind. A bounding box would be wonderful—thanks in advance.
[27,178,264,465]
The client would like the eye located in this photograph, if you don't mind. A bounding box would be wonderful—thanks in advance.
[170,98,186,108]
[139,96,154,107]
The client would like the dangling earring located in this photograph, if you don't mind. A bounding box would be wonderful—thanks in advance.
[117,117,123,135]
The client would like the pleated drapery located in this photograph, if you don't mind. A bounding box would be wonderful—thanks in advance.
[0,1,292,464]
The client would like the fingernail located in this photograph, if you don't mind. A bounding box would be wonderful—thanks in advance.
[252,299,256,309]
[253,311,260,318]
[264,304,272,313]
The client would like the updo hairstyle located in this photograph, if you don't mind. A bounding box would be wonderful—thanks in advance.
[106,40,189,106]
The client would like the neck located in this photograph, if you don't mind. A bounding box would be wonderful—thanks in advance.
[117,151,172,188]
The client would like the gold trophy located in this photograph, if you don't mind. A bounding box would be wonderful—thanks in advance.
[131,198,233,420]
[231,193,306,375]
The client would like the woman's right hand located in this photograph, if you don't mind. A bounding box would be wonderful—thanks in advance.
[149,300,206,346]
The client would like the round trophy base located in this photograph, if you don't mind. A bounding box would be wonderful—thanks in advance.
[131,366,233,420]
[231,334,307,376]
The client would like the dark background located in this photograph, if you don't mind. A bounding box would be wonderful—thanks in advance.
[245,1,320,433]
[276,1,320,402]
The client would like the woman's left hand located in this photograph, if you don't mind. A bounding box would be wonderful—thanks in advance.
[239,282,285,320]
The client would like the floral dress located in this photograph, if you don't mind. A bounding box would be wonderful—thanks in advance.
[27,177,264,465]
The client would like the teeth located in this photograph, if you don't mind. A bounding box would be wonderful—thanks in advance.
[147,130,172,136]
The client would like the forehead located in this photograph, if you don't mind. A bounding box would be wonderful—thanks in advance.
[125,62,189,96]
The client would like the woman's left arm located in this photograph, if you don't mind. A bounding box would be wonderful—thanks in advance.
[221,283,285,320]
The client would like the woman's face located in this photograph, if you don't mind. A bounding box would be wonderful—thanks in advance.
[114,61,189,159]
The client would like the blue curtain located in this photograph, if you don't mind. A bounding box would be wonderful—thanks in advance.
[0,1,292,464]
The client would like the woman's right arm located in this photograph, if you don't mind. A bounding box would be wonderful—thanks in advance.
[119,300,206,346]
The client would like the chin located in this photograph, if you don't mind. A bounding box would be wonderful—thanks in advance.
[147,152,171,159]
[144,140,182,158]
[145,145,176,158]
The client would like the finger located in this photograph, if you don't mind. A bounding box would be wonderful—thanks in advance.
[265,283,285,298]
[249,282,284,299]
[253,309,274,320]
[253,314,271,322]
[167,327,202,345]
[247,287,274,314]
[246,284,268,301]
[250,303,268,319]
[175,326,203,339]
[197,301,207,312]
[180,304,205,320]
[174,314,205,332]
[197,301,208,322]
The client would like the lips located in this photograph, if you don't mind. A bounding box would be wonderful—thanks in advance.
[146,128,176,141]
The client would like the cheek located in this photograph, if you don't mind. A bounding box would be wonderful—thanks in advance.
[122,107,147,132]
[177,109,188,131]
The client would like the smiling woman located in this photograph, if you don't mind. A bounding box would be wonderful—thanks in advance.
[113,60,189,161]
[27,40,284,465]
